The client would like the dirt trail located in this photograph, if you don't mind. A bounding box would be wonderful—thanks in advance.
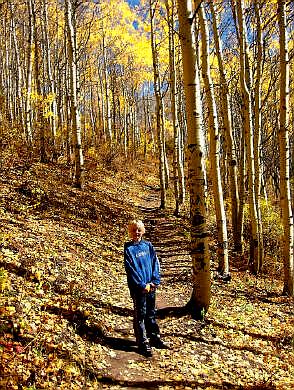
[137,187,192,309]
[98,186,193,388]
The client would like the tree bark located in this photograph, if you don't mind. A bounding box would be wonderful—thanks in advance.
[165,0,184,216]
[210,1,241,253]
[253,0,264,270]
[42,0,58,158]
[65,0,84,188]
[236,0,262,273]
[150,0,166,209]
[198,2,229,277]
[32,0,46,163]
[177,0,211,319]
[25,0,34,147]
[102,32,112,145]
[277,0,294,296]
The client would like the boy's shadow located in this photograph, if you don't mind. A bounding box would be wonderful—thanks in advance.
[42,304,138,352]
[103,336,137,353]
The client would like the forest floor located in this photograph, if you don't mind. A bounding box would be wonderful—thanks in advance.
[0,156,293,390]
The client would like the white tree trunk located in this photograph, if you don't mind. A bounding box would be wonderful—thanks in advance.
[42,0,57,156]
[25,0,34,146]
[236,0,261,273]
[277,0,294,296]
[165,0,184,215]
[177,0,211,318]
[150,0,166,209]
[65,0,84,188]
[198,3,229,276]
[210,1,241,252]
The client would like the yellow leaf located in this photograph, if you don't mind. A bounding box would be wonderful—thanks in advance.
[6,306,16,314]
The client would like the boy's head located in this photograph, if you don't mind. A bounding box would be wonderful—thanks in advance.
[128,220,145,242]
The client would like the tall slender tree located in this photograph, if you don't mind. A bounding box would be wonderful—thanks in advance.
[149,0,166,209]
[210,1,241,253]
[198,2,229,277]
[9,5,25,135]
[31,0,46,163]
[25,0,34,147]
[177,0,211,318]
[165,0,185,216]
[277,0,294,296]
[236,0,262,273]
[42,0,58,158]
[252,0,264,270]
[65,0,84,188]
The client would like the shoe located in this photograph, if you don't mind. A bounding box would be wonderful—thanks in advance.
[150,337,169,349]
[138,342,153,357]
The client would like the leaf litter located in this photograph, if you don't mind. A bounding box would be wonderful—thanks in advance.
[0,159,293,389]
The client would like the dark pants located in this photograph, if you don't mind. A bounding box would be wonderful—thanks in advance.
[131,290,160,346]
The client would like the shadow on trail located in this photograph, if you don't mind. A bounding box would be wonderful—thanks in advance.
[95,376,276,390]
[85,297,133,317]
[207,317,293,348]
[0,260,39,283]
[156,305,189,319]
[42,304,137,352]
[165,329,288,358]
[103,337,137,352]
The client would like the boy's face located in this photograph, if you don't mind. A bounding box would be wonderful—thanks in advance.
[129,224,144,242]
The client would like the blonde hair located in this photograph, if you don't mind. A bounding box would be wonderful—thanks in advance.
[128,219,145,234]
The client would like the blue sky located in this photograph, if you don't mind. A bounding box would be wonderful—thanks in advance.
[128,0,140,6]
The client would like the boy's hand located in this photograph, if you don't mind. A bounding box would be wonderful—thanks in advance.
[150,283,156,291]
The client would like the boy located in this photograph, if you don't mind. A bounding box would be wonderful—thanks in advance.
[124,220,167,357]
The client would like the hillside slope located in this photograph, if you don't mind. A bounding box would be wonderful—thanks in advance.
[0,158,293,390]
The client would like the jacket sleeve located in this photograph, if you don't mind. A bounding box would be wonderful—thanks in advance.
[149,243,160,286]
[124,247,146,290]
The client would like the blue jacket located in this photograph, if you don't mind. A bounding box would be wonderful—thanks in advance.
[124,239,160,292]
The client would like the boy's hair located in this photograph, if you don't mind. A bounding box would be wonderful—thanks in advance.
[128,220,146,234]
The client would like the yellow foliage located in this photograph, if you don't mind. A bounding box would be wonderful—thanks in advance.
[85,0,153,89]
[0,268,10,292]
[132,38,153,68]
[45,93,56,104]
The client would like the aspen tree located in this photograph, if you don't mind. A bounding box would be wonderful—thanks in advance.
[177,0,211,318]
[31,0,46,163]
[210,1,241,253]
[143,92,149,158]
[110,70,117,142]
[54,6,65,156]
[149,0,166,209]
[236,0,262,273]
[253,0,264,269]
[25,0,34,147]
[277,0,294,296]
[101,31,112,144]
[165,0,185,216]
[122,86,128,157]
[42,0,58,157]
[65,0,84,188]
[143,83,156,155]
[2,9,13,123]
[161,98,170,190]
[9,6,25,133]
[176,66,186,204]
[198,2,229,277]
[97,63,107,144]
[229,1,246,253]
